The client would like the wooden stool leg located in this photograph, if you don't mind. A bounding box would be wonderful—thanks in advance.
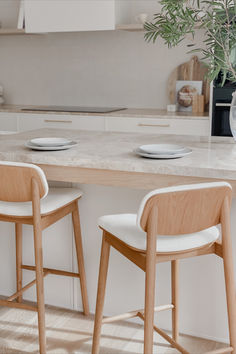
[92,233,111,354]
[171,260,179,342]
[72,204,89,316]
[144,215,157,354]
[15,223,23,303]
[33,226,46,354]
[144,256,156,354]
[223,254,236,354]
[32,178,46,354]
[221,197,236,354]
[33,224,46,354]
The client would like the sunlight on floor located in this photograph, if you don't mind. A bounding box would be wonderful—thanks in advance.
[0,305,226,353]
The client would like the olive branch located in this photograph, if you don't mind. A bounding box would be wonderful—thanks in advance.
[144,0,236,85]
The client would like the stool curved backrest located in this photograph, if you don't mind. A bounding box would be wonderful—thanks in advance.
[0,161,48,202]
[137,182,232,235]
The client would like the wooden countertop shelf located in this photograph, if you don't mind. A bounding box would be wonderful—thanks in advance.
[115,24,144,32]
[0,25,144,35]
[0,29,26,35]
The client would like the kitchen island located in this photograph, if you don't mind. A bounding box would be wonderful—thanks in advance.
[0,128,235,344]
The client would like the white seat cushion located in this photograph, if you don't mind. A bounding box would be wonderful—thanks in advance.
[98,214,220,253]
[0,188,83,217]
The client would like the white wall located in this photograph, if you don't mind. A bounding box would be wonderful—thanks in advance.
[0,0,20,28]
[0,1,205,109]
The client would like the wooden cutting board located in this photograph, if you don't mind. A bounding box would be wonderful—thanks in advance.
[167,56,210,109]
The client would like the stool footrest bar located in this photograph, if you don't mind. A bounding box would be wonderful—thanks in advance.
[138,312,189,354]
[205,348,234,354]
[22,264,80,278]
[102,304,174,324]
[0,299,37,312]
[7,272,49,302]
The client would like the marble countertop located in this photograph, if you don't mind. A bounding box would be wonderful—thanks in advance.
[0,128,236,181]
[0,105,209,120]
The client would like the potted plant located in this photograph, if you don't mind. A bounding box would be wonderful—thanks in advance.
[144,0,236,138]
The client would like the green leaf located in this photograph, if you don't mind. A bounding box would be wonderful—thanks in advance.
[144,0,236,84]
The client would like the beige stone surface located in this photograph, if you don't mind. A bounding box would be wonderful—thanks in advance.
[0,128,235,181]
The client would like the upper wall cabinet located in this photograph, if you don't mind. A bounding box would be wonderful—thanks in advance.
[24,0,115,33]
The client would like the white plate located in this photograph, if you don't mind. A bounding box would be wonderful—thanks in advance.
[139,144,186,155]
[25,141,77,151]
[30,137,73,147]
[135,147,192,159]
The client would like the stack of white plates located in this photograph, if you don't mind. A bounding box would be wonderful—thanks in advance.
[135,144,192,159]
[25,137,78,151]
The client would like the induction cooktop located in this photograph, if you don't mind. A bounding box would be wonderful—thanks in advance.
[21,106,126,113]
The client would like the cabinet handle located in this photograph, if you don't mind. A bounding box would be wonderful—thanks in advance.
[215,103,231,107]
[138,123,170,128]
[44,119,72,123]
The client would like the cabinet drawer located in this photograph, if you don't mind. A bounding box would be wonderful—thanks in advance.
[106,117,210,136]
[25,0,115,33]
[18,114,105,132]
[0,113,18,132]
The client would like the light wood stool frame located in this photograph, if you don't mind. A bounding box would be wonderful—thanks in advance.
[92,185,236,354]
[0,171,89,354]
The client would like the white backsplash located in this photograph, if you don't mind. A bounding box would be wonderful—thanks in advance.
[0,13,205,108]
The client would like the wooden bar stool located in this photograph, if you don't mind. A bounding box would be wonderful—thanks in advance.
[92,182,236,354]
[0,161,89,354]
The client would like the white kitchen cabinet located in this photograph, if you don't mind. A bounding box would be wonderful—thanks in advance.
[24,0,115,33]
[105,116,210,136]
[0,111,210,136]
[0,113,18,132]
[18,114,46,132]
[18,113,105,131]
